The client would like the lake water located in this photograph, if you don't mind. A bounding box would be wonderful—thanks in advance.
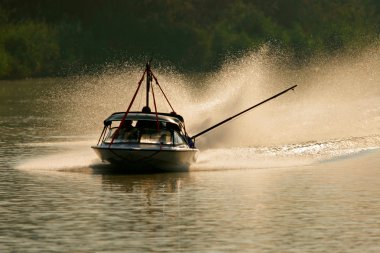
[1,67,380,252]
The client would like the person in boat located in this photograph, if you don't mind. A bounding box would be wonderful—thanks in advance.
[142,106,151,113]
[186,136,195,148]
[165,122,180,132]
[136,120,162,131]
[165,120,194,147]
[170,111,184,122]
[136,106,164,131]
[119,120,138,141]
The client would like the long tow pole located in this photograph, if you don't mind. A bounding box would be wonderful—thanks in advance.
[146,62,151,108]
[191,85,297,139]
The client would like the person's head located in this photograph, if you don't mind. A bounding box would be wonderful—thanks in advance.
[166,122,180,132]
[142,106,151,113]
[122,120,132,128]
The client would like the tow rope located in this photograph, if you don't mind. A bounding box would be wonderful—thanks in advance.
[108,63,180,149]
[108,69,146,147]
[151,72,176,113]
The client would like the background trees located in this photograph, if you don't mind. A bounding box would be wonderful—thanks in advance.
[0,0,379,78]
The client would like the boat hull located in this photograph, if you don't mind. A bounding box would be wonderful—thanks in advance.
[91,145,199,172]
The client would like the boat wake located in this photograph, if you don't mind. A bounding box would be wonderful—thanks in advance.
[16,135,380,172]
[15,140,99,171]
[193,135,380,171]
[15,45,380,173]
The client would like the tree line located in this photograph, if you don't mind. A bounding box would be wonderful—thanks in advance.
[0,0,379,79]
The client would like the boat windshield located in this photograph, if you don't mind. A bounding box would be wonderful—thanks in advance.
[103,120,186,146]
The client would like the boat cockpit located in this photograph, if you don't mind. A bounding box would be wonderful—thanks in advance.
[100,112,191,148]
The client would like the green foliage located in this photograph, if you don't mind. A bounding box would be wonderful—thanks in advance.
[0,21,59,78]
[0,0,379,78]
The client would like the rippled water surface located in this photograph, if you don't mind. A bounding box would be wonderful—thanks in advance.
[3,156,380,253]
[1,54,380,253]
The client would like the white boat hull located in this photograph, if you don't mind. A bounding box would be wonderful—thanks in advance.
[92,144,199,172]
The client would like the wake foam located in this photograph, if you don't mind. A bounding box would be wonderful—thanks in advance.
[16,141,100,171]
[17,45,380,172]
[16,136,380,172]
[192,135,380,171]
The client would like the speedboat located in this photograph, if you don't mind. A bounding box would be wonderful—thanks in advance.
[91,62,199,171]
[92,61,297,172]
[92,111,199,171]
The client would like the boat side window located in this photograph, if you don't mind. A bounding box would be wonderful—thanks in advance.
[104,127,118,143]
[173,131,186,145]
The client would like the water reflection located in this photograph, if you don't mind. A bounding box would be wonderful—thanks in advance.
[100,172,192,219]
[101,172,190,194]
[2,71,380,252]
[5,147,380,252]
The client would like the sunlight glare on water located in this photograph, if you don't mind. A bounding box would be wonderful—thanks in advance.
[1,46,380,253]
[33,45,380,170]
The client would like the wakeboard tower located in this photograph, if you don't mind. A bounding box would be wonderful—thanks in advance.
[91,62,199,171]
[92,61,297,172]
